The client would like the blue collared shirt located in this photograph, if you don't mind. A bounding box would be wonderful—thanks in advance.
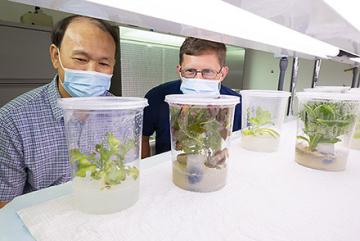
[0,77,111,201]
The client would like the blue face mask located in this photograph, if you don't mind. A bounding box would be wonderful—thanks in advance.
[180,77,220,95]
[57,49,112,97]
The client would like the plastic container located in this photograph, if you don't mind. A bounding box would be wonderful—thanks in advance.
[303,86,351,93]
[239,90,290,152]
[58,97,148,214]
[349,88,360,149]
[351,118,360,150]
[165,94,239,192]
[295,92,359,171]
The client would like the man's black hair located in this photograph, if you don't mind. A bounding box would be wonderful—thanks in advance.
[51,15,119,49]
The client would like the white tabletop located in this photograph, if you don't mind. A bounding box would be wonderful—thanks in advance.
[1,119,360,241]
[0,151,170,241]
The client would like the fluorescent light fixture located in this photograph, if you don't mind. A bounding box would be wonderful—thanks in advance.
[86,0,339,58]
[120,27,185,46]
[323,0,360,31]
[350,58,360,64]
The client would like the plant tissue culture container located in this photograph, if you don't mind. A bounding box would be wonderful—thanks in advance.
[165,94,239,192]
[58,97,148,214]
[349,88,360,150]
[295,92,359,171]
[239,90,290,152]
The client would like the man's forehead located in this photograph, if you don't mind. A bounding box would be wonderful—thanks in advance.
[66,17,96,30]
[60,20,115,55]
[182,53,221,65]
[63,18,110,43]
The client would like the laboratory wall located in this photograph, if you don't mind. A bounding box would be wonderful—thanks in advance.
[243,49,353,91]
[0,0,70,24]
[222,47,245,91]
[0,21,55,106]
[120,40,179,98]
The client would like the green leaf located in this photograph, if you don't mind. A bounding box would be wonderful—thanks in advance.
[298,101,356,151]
[255,107,273,126]
[126,166,139,180]
[70,149,95,164]
[107,132,120,153]
[170,105,231,162]
[242,129,253,136]
[245,107,276,138]
[254,128,280,138]
[70,132,137,187]
[354,130,360,139]
[297,135,310,143]
[76,164,97,177]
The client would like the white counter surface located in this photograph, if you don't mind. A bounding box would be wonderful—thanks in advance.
[1,120,360,241]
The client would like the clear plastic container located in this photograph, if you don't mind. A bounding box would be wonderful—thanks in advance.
[165,94,239,192]
[58,97,148,214]
[239,90,290,152]
[349,88,360,149]
[351,118,360,150]
[295,92,359,171]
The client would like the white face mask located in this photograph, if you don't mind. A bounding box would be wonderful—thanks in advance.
[57,48,112,97]
[180,77,220,95]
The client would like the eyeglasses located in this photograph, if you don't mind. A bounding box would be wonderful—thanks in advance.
[180,67,222,79]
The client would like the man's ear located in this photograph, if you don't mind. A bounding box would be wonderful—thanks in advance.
[219,66,229,82]
[176,64,181,73]
[49,44,59,69]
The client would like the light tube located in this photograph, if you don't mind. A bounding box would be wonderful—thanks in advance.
[86,0,339,58]
[350,58,360,64]
[120,27,185,46]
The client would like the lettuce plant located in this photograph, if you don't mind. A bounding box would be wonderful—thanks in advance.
[353,120,360,139]
[170,105,231,169]
[241,107,280,138]
[297,101,356,151]
[70,132,139,188]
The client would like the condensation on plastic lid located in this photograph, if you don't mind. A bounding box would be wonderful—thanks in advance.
[165,94,240,106]
[304,86,351,93]
[239,89,290,98]
[296,91,360,101]
[58,97,148,110]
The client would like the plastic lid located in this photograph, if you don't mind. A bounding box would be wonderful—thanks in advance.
[296,91,360,101]
[239,89,290,98]
[303,86,350,93]
[349,88,360,94]
[165,94,240,106]
[58,97,148,110]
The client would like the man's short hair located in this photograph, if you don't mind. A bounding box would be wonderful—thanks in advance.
[179,37,227,66]
[51,15,119,49]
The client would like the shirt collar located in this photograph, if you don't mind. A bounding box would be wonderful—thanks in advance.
[47,75,63,121]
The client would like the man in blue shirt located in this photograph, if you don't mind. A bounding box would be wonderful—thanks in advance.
[0,15,117,208]
[142,37,241,158]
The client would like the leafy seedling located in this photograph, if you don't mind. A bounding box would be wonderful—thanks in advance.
[170,105,231,169]
[242,107,280,138]
[297,101,356,151]
[70,132,138,188]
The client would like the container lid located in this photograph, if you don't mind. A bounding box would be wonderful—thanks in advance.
[296,91,360,101]
[165,94,240,106]
[239,89,290,98]
[303,86,350,93]
[58,97,148,110]
[349,88,360,94]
